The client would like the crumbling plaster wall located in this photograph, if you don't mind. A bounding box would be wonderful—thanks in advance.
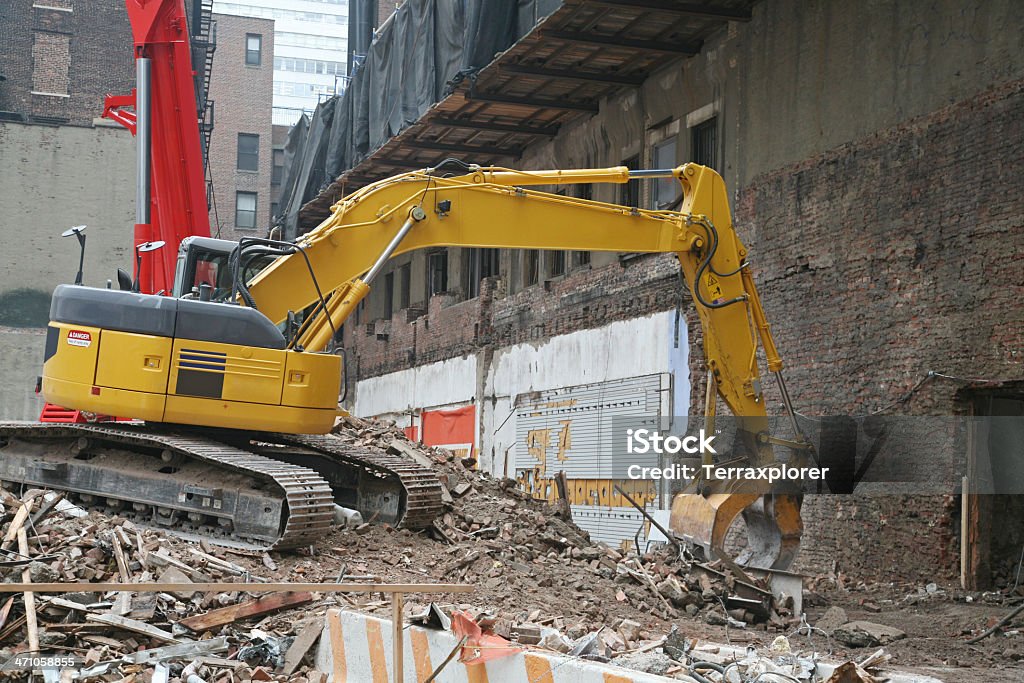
[340,0,1024,579]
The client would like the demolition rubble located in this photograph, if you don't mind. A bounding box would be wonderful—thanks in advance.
[0,417,1020,681]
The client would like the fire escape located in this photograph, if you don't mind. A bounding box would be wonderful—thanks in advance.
[189,0,217,208]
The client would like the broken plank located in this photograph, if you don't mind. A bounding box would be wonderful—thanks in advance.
[178,592,313,632]
[86,613,180,644]
[281,622,323,675]
[18,528,39,653]
[1,498,35,551]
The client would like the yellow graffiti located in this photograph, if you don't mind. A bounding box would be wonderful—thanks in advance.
[526,420,574,475]
[526,428,551,475]
[555,420,571,462]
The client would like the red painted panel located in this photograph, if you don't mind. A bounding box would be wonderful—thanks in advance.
[421,405,475,455]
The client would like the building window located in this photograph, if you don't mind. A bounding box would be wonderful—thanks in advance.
[620,155,640,208]
[691,117,717,171]
[272,148,284,185]
[31,32,71,96]
[427,251,448,296]
[571,184,592,268]
[237,133,259,171]
[547,251,566,278]
[384,272,395,316]
[270,201,279,220]
[235,192,257,229]
[399,263,411,309]
[464,248,499,299]
[245,34,262,66]
[523,250,539,287]
[652,137,678,209]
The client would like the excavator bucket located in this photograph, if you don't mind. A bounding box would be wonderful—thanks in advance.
[670,491,803,570]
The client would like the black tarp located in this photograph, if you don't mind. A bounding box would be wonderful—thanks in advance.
[276,0,563,239]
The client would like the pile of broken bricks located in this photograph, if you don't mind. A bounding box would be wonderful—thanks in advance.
[0,488,334,682]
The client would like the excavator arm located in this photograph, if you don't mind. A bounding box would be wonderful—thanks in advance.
[238,162,806,568]
[40,163,808,567]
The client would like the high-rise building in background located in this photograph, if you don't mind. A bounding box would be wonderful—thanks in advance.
[213,0,348,126]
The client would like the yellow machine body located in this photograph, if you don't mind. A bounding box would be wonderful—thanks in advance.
[42,319,340,433]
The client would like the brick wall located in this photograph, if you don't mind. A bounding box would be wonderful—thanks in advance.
[341,74,1024,582]
[207,13,275,238]
[0,0,133,126]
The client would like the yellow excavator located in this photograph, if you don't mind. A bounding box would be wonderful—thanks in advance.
[2,162,810,567]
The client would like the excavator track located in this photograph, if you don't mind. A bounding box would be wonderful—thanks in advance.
[0,422,443,550]
[271,433,444,530]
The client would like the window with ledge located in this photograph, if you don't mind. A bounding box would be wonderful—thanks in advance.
[691,117,717,171]
[245,34,262,66]
[399,263,411,309]
[235,192,257,229]
[523,250,539,287]
[271,148,284,184]
[427,250,448,297]
[384,272,395,316]
[652,137,678,209]
[464,248,499,299]
[547,251,566,278]
[237,133,259,171]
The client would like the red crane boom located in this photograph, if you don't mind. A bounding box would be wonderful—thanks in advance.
[103,0,212,295]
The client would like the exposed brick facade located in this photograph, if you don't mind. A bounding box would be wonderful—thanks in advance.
[338,71,1024,584]
[0,0,133,126]
[206,13,275,238]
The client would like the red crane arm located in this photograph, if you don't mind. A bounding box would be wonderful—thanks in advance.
[103,0,211,295]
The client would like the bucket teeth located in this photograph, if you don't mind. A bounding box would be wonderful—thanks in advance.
[670,491,803,570]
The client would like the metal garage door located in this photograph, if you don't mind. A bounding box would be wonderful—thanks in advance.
[514,374,670,550]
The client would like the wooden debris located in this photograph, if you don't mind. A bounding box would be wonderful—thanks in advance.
[1,495,36,551]
[178,591,314,632]
[86,613,180,644]
[281,621,323,675]
[123,635,229,664]
[17,527,39,654]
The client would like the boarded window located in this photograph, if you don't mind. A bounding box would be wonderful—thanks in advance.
[523,250,539,287]
[464,248,499,299]
[427,250,448,296]
[691,117,717,171]
[235,192,257,229]
[237,133,259,171]
[32,32,70,96]
[399,263,411,309]
[245,34,262,66]
[547,251,565,277]
[384,272,395,315]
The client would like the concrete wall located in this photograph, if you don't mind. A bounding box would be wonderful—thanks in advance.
[0,121,136,327]
[352,311,688,477]
[0,328,46,420]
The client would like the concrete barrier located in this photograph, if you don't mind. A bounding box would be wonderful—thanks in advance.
[315,609,682,682]
[315,609,949,683]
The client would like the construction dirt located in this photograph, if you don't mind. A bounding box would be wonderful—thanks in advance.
[0,417,1022,681]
